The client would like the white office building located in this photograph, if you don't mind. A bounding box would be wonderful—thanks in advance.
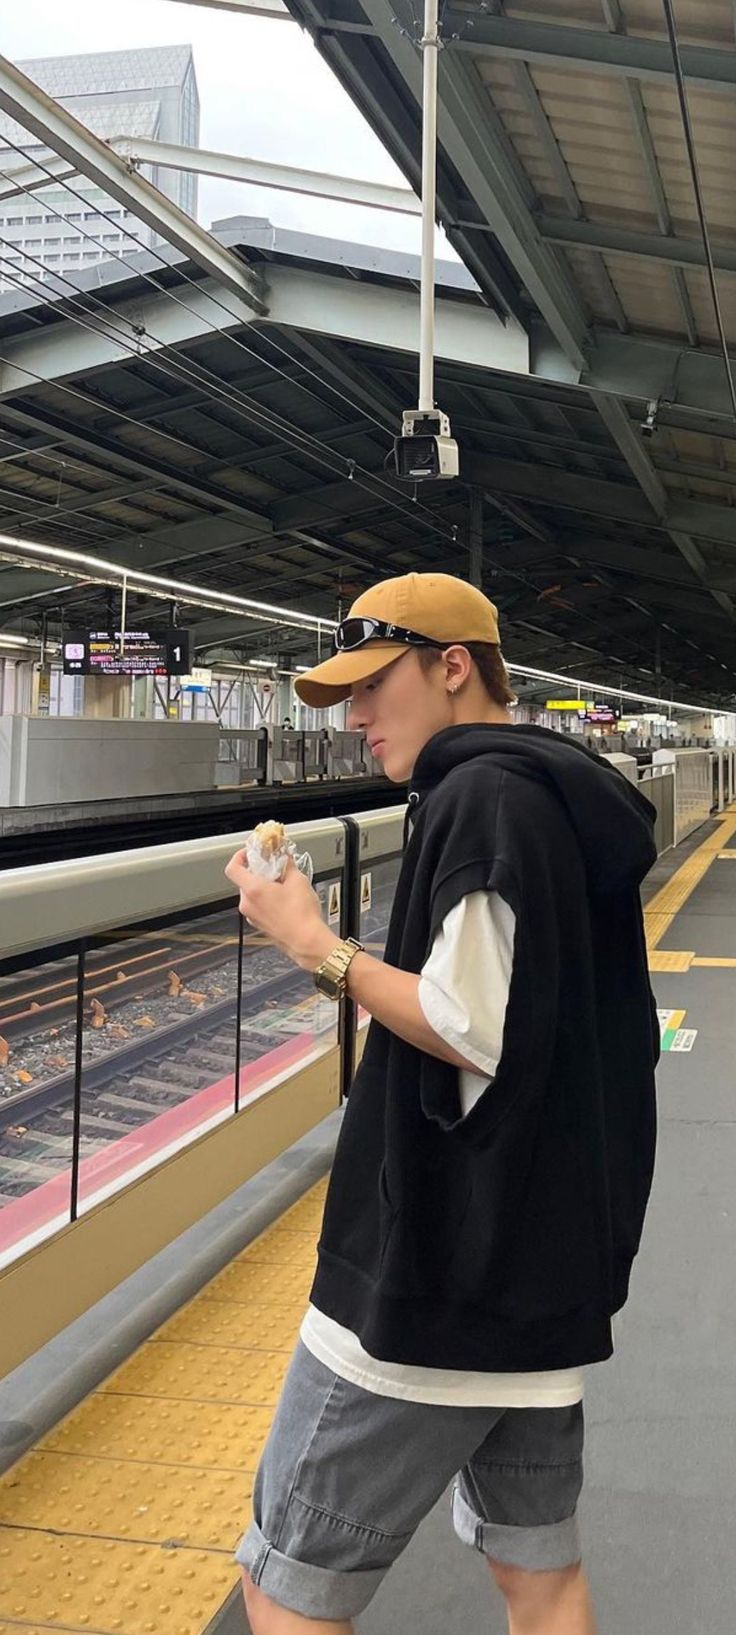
[0,45,200,293]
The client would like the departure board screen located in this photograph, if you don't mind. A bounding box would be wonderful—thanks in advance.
[62,630,191,677]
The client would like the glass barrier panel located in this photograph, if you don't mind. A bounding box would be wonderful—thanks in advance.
[0,946,78,1266]
[237,872,341,1103]
[76,902,241,1215]
[357,854,402,1029]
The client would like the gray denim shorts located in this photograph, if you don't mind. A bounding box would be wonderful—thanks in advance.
[235,1340,585,1621]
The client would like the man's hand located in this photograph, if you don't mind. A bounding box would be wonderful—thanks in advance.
[224,852,339,972]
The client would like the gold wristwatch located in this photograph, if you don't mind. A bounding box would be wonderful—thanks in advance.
[314,937,364,1001]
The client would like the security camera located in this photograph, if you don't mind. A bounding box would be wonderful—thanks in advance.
[640,399,659,439]
[394,408,460,481]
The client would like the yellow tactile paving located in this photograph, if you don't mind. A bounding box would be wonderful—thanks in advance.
[201,1258,314,1306]
[645,810,736,952]
[0,1451,250,1551]
[42,1395,274,1472]
[647,950,695,973]
[161,1300,301,1353]
[102,1342,290,1408]
[0,1178,329,1635]
[0,1529,235,1635]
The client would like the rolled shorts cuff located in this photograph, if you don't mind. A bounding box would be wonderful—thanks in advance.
[452,1482,582,1573]
[235,1519,388,1621]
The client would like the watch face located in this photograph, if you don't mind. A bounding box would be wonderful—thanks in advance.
[314,968,340,1000]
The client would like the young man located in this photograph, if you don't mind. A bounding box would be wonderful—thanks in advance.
[225,572,659,1635]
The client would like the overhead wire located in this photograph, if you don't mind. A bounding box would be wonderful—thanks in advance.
[0,134,398,440]
[3,113,727,682]
[0,239,720,682]
[661,0,736,424]
[0,134,463,551]
[0,237,442,568]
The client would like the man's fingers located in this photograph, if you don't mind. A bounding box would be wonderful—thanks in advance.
[224,849,247,884]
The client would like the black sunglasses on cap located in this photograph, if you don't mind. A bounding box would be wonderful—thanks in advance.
[333,616,448,653]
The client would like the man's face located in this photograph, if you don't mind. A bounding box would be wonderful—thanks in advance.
[346,649,452,782]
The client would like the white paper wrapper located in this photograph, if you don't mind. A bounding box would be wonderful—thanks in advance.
[243,832,314,884]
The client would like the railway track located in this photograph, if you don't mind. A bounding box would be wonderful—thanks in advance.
[0,920,248,1042]
[0,886,396,1205]
[0,966,313,1202]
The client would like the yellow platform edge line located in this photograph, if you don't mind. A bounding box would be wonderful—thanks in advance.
[645,812,736,952]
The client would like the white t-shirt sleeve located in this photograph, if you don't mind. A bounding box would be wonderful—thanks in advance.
[418,891,516,1117]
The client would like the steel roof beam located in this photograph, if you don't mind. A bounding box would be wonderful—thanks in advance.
[442,14,736,90]
[531,328,736,433]
[0,279,258,400]
[112,138,422,218]
[343,0,734,623]
[0,151,75,203]
[537,214,736,277]
[0,402,274,534]
[0,54,267,316]
[462,450,736,548]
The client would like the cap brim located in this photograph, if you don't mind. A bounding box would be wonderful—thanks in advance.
[294,642,407,708]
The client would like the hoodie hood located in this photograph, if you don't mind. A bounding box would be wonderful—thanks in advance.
[410,723,657,894]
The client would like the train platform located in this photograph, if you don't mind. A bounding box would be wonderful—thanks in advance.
[0,802,735,1634]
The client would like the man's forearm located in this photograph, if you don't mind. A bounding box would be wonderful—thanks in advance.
[301,927,485,1077]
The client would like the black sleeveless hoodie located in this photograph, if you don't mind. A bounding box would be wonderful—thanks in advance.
[310,725,660,1372]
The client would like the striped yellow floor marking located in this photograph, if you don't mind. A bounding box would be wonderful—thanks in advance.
[692,956,736,969]
[648,950,695,973]
[718,850,736,860]
[645,808,736,953]
[0,1177,329,1635]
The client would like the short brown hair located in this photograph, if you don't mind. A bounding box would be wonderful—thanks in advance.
[417,642,516,708]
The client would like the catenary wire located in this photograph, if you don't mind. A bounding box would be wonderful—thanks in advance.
[661,0,736,424]
[0,134,463,548]
[0,219,458,557]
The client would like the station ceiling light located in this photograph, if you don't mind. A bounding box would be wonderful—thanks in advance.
[0,533,729,716]
[0,533,333,636]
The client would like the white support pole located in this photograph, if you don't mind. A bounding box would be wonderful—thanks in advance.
[119,572,128,659]
[418,0,440,413]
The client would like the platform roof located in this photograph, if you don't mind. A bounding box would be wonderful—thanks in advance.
[0,198,734,699]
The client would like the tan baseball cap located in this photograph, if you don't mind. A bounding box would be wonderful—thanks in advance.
[294,572,501,708]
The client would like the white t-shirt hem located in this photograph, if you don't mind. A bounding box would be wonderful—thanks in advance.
[300,1306,585,1408]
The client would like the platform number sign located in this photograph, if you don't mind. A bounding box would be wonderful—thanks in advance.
[657,1008,698,1053]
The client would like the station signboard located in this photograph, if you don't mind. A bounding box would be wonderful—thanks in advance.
[545,699,593,712]
[62,630,191,678]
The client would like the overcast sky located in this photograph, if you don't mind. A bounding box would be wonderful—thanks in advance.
[1,0,453,257]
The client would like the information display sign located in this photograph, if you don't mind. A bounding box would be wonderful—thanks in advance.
[62,630,190,677]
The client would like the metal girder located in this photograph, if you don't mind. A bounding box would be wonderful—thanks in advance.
[263,262,529,375]
[356,0,588,368]
[593,394,668,520]
[441,13,736,90]
[0,403,273,534]
[0,54,267,316]
[0,151,75,202]
[616,70,698,344]
[462,450,736,548]
[112,138,422,217]
[273,328,402,427]
[0,280,258,400]
[537,214,736,277]
[0,260,528,398]
[271,475,402,532]
[288,0,525,323]
[531,329,736,432]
